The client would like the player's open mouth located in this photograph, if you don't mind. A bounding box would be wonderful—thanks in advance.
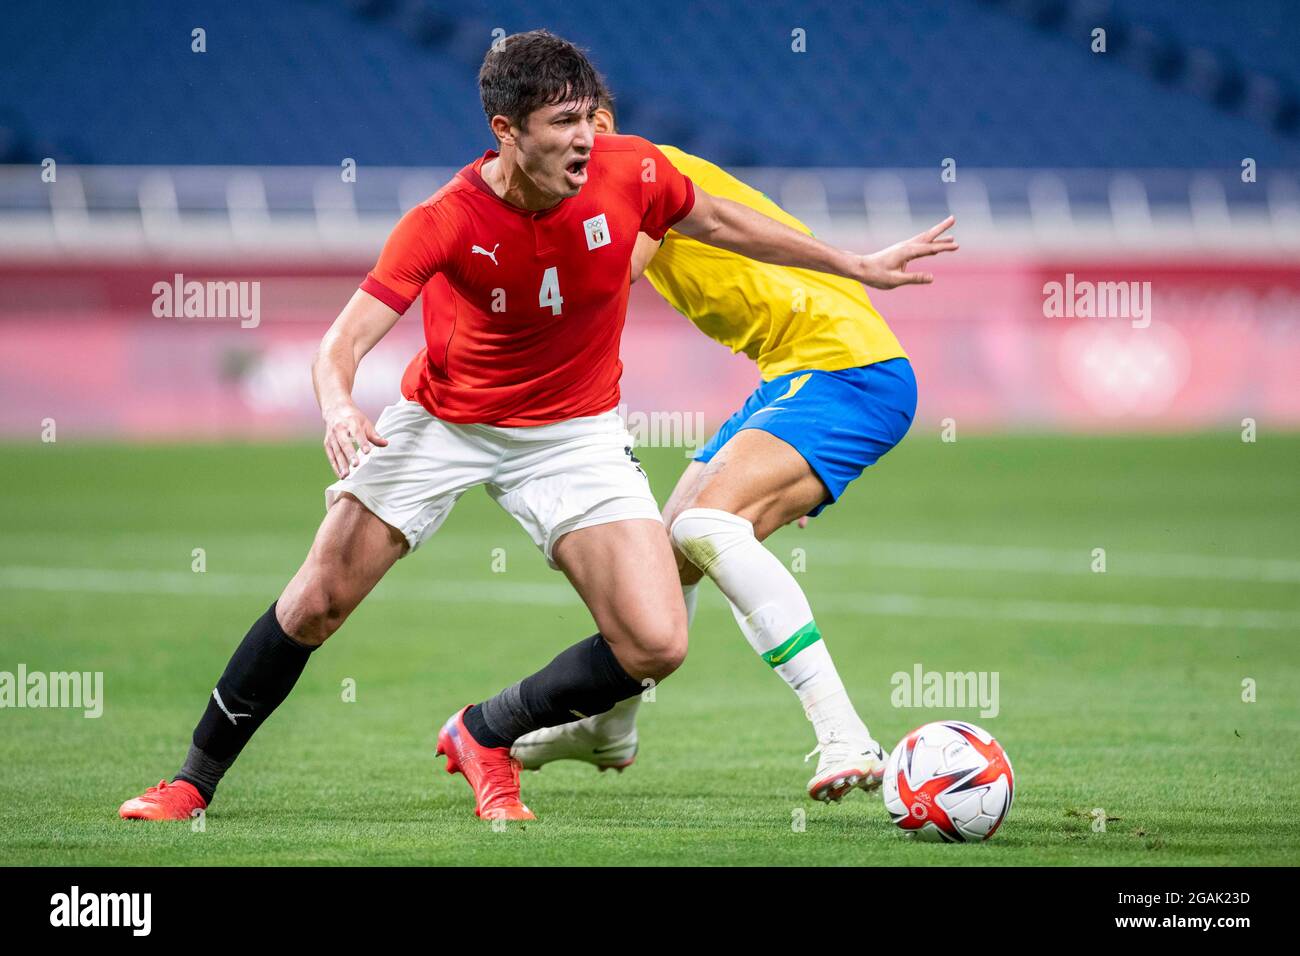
[565,159,588,184]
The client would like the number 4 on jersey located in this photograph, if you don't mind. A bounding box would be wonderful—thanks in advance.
[539,267,564,316]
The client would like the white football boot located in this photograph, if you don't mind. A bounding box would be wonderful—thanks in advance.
[804,706,888,802]
[510,721,638,772]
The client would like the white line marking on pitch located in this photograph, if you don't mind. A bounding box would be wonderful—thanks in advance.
[4,531,1296,582]
[2,566,1296,631]
[794,539,1300,583]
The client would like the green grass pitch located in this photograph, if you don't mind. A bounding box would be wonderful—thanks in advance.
[1,432,1297,865]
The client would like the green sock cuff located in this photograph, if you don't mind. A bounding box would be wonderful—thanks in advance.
[761,621,822,668]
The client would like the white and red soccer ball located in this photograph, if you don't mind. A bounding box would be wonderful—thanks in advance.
[882,721,1014,843]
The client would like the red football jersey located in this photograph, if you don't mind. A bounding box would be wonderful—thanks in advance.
[362,133,695,426]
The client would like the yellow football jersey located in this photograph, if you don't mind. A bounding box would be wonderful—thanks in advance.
[645,145,906,380]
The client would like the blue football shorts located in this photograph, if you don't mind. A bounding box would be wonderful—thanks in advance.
[692,358,917,517]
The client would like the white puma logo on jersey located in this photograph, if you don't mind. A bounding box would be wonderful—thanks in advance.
[212,687,251,725]
[471,242,500,265]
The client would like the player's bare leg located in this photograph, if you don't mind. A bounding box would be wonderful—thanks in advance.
[512,472,704,772]
[552,518,689,682]
[119,494,406,819]
[448,518,687,814]
[515,431,885,800]
[667,428,885,801]
[525,517,690,768]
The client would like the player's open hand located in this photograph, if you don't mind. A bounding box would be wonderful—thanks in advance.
[322,403,387,478]
[858,215,958,289]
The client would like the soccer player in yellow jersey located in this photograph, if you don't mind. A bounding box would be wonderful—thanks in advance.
[512,101,958,803]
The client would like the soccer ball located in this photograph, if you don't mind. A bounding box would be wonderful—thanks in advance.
[882,720,1014,843]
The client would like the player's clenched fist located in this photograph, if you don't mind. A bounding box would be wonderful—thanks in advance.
[321,403,387,478]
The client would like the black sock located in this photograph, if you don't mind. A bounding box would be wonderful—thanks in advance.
[174,601,316,802]
[175,744,233,805]
[465,633,644,748]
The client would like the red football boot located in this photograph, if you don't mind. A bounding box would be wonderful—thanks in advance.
[436,707,535,821]
[118,779,207,820]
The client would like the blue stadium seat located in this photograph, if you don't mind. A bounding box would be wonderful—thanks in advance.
[0,0,1296,166]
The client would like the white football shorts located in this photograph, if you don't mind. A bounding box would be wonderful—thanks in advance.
[325,398,660,568]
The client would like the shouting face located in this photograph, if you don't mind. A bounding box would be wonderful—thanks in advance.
[495,98,598,203]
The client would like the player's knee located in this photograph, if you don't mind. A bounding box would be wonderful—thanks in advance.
[658,622,690,675]
[627,619,688,679]
[669,507,755,573]
[278,573,352,646]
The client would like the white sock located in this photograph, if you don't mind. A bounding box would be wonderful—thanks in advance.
[583,695,640,738]
[671,507,869,743]
[682,581,700,629]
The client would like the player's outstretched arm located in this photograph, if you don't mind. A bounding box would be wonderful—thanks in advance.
[313,288,402,478]
[673,189,957,289]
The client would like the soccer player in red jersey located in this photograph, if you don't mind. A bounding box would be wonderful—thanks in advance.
[118,30,951,824]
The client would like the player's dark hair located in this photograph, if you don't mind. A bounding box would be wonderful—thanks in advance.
[479,30,605,136]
